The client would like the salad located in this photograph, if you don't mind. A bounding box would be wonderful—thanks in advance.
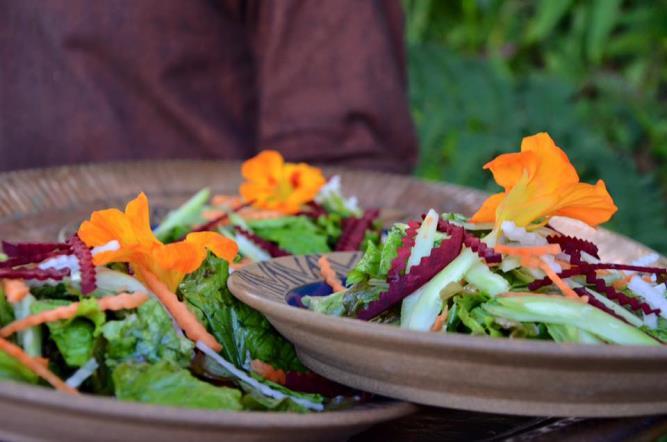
[305,133,667,346]
[0,151,367,411]
[152,150,381,263]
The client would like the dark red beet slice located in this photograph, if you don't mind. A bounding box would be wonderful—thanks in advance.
[547,235,599,264]
[297,202,328,220]
[68,235,97,295]
[357,224,464,320]
[574,287,628,322]
[436,219,501,263]
[584,271,660,315]
[0,251,67,269]
[579,263,667,275]
[530,266,660,315]
[335,209,380,252]
[0,267,70,280]
[528,268,583,291]
[284,371,356,397]
[2,241,70,258]
[387,220,420,280]
[234,227,289,258]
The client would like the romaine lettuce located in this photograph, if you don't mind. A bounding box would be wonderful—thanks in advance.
[113,361,242,410]
[180,255,304,371]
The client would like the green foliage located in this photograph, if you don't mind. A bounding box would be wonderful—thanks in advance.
[404,0,667,253]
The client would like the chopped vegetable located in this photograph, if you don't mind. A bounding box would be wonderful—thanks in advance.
[13,295,42,358]
[0,268,70,281]
[153,188,210,241]
[401,248,477,331]
[0,336,78,394]
[180,255,304,371]
[0,293,148,338]
[483,295,659,346]
[335,209,380,252]
[245,216,330,255]
[68,235,96,294]
[138,268,222,352]
[102,299,194,369]
[358,224,464,321]
[406,209,439,272]
[318,256,345,293]
[3,279,29,304]
[234,227,289,258]
[2,241,70,259]
[113,361,243,410]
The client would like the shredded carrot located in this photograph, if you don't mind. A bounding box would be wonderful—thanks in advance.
[430,306,449,332]
[238,208,284,220]
[536,260,585,301]
[513,254,586,302]
[495,243,561,257]
[212,195,244,208]
[3,279,30,304]
[97,292,150,311]
[202,209,226,222]
[0,337,77,394]
[251,359,287,385]
[318,256,345,292]
[0,292,149,338]
[138,268,222,352]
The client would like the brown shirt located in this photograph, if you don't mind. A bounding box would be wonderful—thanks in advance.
[0,0,417,173]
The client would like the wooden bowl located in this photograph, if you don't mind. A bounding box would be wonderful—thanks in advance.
[0,161,421,441]
[1,160,664,430]
[228,251,667,418]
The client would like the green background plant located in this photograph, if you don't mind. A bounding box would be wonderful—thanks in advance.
[404,0,667,253]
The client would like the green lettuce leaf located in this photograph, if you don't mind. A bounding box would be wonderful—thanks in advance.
[315,213,343,247]
[247,216,330,255]
[113,361,242,410]
[31,298,106,367]
[180,255,304,372]
[241,377,323,413]
[344,225,404,286]
[0,350,38,384]
[345,241,381,286]
[30,283,79,301]
[0,285,14,327]
[378,225,405,277]
[303,282,383,317]
[102,299,193,368]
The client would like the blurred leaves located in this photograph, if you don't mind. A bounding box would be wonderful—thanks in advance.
[404,0,667,253]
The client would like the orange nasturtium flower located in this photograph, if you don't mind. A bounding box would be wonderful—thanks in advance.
[470,132,618,229]
[240,150,326,214]
[77,193,238,291]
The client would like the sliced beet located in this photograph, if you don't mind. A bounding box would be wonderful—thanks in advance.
[234,227,289,258]
[68,235,97,295]
[357,224,464,320]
